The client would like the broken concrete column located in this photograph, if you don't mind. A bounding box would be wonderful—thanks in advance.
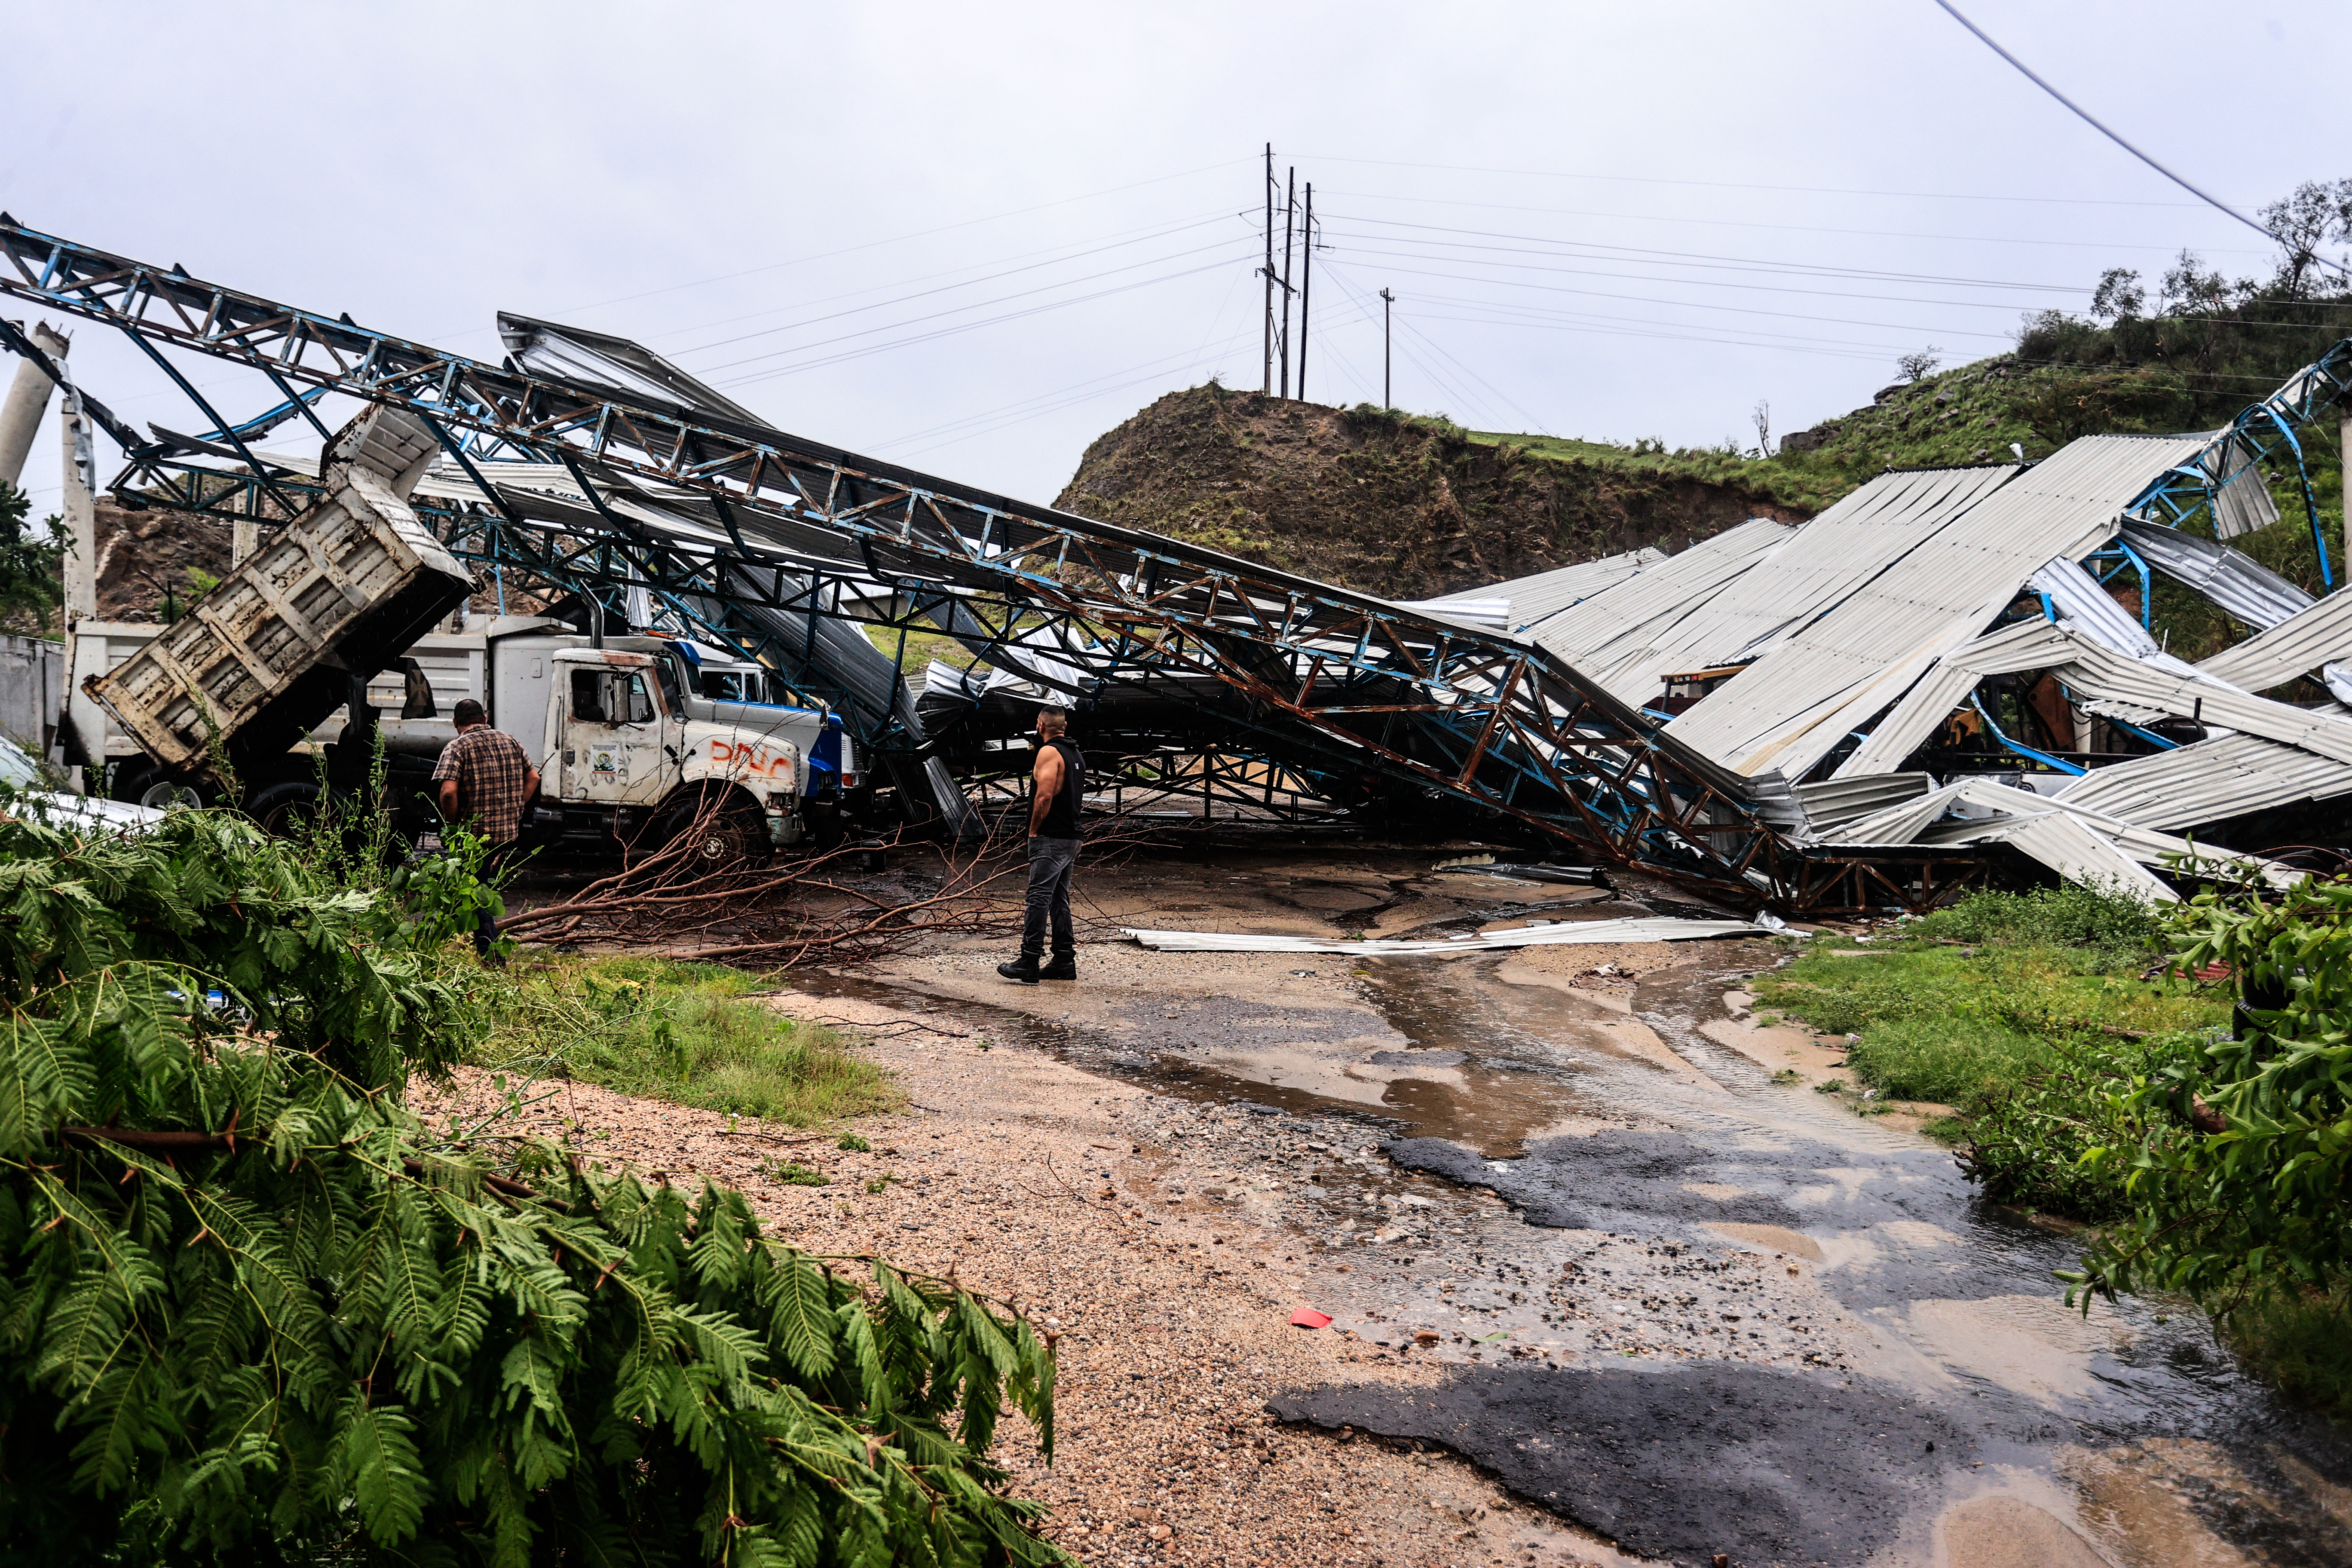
[58,378,96,624]
[0,321,68,489]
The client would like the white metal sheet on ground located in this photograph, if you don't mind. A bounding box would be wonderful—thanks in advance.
[1123,915,1760,955]
[1666,436,2207,779]
[2056,732,2352,830]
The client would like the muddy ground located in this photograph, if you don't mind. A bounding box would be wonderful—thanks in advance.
[490,839,2352,1567]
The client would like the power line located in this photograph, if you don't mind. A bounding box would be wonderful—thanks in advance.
[1321,248,2053,321]
[501,156,1256,329]
[693,237,1252,377]
[1321,187,2277,258]
[709,254,1246,390]
[1332,214,2088,294]
[681,226,1245,366]
[1299,152,2235,211]
[1929,0,2349,281]
[655,209,1239,353]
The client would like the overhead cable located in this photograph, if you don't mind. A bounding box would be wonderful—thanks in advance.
[1929,0,2350,282]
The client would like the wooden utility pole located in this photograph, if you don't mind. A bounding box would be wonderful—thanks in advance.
[1278,166,1295,398]
[1261,144,1276,396]
[1379,288,1395,409]
[1297,183,1314,403]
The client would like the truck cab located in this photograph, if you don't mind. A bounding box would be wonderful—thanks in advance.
[474,628,830,858]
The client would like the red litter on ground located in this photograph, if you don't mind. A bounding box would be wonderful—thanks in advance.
[1289,1308,1333,1329]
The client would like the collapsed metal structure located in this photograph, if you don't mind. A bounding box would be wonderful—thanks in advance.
[4,215,2346,913]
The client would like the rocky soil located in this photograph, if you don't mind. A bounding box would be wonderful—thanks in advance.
[1054,389,1804,601]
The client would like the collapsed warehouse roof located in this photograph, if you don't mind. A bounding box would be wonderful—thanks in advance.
[1446,361,2352,896]
[5,214,2347,911]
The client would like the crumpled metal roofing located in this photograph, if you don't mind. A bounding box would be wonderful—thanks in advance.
[1525,520,1795,700]
[2118,520,2312,631]
[2196,587,2352,702]
[1564,466,2021,713]
[1420,546,1664,633]
[1846,620,2352,769]
[1826,776,2296,899]
[1664,436,2207,781]
[2056,730,2352,830]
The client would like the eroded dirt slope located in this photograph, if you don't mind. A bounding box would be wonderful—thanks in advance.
[1054,388,1805,600]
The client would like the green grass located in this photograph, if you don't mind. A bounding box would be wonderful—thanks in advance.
[1755,887,2223,1119]
[474,954,902,1125]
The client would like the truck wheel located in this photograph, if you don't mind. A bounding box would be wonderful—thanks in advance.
[246,780,327,840]
[660,790,766,867]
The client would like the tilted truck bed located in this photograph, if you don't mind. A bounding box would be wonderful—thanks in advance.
[88,408,472,781]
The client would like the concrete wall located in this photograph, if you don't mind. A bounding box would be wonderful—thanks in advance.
[0,635,64,756]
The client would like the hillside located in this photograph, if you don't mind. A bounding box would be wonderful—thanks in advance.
[1053,388,1804,601]
[1059,285,2349,628]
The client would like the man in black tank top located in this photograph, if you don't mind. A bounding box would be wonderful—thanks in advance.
[998,706,1085,984]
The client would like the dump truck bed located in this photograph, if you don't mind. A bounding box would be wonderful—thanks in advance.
[87,408,472,780]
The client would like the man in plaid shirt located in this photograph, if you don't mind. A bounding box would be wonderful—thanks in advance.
[432,698,539,960]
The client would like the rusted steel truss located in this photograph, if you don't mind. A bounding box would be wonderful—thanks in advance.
[1,217,1977,912]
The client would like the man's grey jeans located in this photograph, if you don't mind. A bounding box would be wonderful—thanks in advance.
[1022,836,1081,960]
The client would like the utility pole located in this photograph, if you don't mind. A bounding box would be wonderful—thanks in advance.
[1278,166,1295,398]
[1298,183,1314,404]
[1261,144,1276,396]
[1379,289,1395,409]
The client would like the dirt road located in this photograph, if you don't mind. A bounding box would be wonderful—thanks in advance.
[465,842,2352,1566]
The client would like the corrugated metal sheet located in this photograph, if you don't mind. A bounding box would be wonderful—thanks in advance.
[1562,466,2019,712]
[1827,775,2294,897]
[2196,588,2352,695]
[2208,433,2283,539]
[1931,809,2178,901]
[1667,436,2209,780]
[2040,631,2352,763]
[2057,732,2352,829]
[1124,914,1760,955]
[1526,520,1795,698]
[1438,546,1665,632]
[1791,771,1933,835]
[2119,521,2311,631]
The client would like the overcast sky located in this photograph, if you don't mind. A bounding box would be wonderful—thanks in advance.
[4,0,2341,519]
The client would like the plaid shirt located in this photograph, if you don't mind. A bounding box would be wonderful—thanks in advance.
[431,726,533,843]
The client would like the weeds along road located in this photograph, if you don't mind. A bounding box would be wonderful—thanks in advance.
[459,845,2352,1567]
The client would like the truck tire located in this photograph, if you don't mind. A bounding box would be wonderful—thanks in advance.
[246,780,328,840]
[657,788,767,867]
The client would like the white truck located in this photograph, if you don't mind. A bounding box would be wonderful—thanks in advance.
[80,406,854,857]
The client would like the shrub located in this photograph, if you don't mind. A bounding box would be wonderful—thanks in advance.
[1910,883,2163,965]
[0,811,1064,1564]
[2070,875,2352,1316]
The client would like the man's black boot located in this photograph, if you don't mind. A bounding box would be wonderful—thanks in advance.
[1038,952,1077,981]
[997,955,1042,984]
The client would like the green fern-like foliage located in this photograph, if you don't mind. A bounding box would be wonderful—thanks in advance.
[0,811,1066,1565]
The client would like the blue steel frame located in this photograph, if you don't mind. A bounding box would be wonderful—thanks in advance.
[2123,337,2352,591]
